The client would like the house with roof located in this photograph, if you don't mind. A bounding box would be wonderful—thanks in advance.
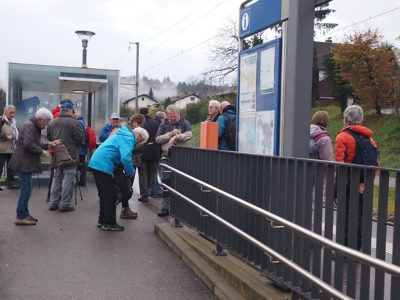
[123,94,158,110]
[171,94,201,110]
[314,40,336,102]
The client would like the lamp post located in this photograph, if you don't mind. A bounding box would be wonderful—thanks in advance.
[75,30,96,68]
[129,42,139,113]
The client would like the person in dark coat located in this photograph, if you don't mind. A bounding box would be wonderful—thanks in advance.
[137,107,162,202]
[149,111,165,197]
[47,102,85,212]
[216,101,236,151]
[8,108,61,225]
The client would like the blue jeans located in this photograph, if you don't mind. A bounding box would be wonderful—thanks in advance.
[16,172,32,219]
[150,162,162,195]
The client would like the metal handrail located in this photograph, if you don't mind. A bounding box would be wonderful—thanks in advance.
[157,164,400,295]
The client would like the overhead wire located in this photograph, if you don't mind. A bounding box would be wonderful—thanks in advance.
[141,35,217,75]
[316,5,400,39]
[118,0,229,72]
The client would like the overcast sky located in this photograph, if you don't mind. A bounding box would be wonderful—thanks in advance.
[0,0,399,89]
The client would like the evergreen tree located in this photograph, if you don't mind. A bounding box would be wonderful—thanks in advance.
[149,88,154,99]
[164,97,172,107]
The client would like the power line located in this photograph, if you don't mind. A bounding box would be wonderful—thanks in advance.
[144,0,217,45]
[316,5,400,39]
[118,0,228,71]
[143,0,228,57]
[141,35,217,74]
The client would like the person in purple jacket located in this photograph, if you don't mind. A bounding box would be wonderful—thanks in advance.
[309,111,333,161]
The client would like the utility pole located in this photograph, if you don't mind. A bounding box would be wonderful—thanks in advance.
[129,42,140,113]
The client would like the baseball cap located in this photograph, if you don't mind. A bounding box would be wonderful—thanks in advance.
[60,102,74,110]
[110,112,120,119]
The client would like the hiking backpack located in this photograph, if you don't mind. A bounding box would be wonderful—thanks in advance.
[344,129,378,166]
[309,132,328,159]
[223,113,236,150]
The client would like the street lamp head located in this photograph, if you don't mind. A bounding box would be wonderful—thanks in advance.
[75,30,95,68]
[75,30,96,42]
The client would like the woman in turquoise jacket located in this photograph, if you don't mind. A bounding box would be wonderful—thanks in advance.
[89,121,148,232]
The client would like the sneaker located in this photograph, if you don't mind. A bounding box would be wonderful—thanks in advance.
[15,217,36,226]
[120,208,138,219]
[138,196,149,202]
[59,206,75,212]
[0,186,3,191]
[101,224,124,231]
[27,215,38,222]
[96,223,103,228]
[157,209,169,217]
[49,204,59,211]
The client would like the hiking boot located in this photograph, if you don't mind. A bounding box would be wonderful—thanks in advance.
[120,208,138,219]
[157,209,169,217]
[0,186,3,191]
[27,215,38,222]
[15,217,36,226]
[59,206,75,212]
[138,196,149,202]
[101,224,124,231]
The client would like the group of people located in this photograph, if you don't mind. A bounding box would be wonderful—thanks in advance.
[310,104,379,250]
[2,100,195,232]
[206,100,236,151]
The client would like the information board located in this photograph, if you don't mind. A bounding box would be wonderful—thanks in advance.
[237,38,281,156]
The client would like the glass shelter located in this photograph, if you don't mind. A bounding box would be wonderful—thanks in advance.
[8,63,119,133]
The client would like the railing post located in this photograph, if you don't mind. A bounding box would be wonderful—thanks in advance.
[213,244,227,256]
[172,217,183,228]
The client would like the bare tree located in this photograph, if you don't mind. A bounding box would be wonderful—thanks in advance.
[203,19,239,84]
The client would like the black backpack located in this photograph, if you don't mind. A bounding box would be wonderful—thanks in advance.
[345,129,378,166]
[223,113,236,150]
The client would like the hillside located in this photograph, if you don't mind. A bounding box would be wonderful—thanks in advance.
[189,105,400,169]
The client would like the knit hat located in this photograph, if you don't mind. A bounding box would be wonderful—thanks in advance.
[60,102,74,110]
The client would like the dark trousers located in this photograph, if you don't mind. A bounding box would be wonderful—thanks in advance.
[0,153,16,183]
[344,187,364,250]
[93,169,117,225]
[138,159,158,198]
[78,155,87,185]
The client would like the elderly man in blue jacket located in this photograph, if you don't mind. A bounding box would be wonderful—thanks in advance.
[89,118,148,232]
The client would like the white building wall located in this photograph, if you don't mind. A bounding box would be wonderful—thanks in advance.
[174,96,200,110]
[125,96,157,109]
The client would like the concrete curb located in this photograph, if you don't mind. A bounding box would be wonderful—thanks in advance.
[155,223,290,300]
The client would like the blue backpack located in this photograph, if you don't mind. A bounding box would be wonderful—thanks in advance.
[344,129,378,166]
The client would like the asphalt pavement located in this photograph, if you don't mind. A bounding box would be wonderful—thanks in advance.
[0,175,216,300]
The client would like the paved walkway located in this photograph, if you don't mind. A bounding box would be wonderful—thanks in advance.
[0,175,216,300]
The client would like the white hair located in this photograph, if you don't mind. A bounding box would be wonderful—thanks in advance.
[3,105,15,113]
[35,107,53,120]
[165,104,180,114]
[343,105,363,125]
[133,127,149,143]
[208,100,220,108]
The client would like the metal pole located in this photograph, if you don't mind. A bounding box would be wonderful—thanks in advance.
[281,0,314,157]
[135,42,139,113]
[82,39,88,68]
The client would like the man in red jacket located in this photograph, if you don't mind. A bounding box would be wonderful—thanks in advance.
[335,105,379,250]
